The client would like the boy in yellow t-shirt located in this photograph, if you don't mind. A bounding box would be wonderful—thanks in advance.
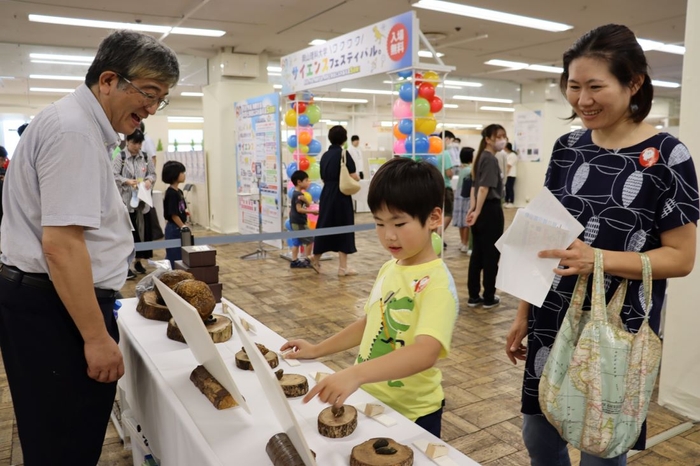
[281,157,458,437]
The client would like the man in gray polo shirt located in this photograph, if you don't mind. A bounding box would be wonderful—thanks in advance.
[0,30,179,465]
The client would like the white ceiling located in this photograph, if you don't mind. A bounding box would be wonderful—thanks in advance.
[0,0,688,113]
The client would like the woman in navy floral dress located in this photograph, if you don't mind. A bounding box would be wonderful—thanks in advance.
[505,24,699,466]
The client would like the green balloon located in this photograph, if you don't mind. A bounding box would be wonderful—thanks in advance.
[431,232,442,256]
[307,162,321,180]
[413,98,430,117]
[306,104,321,124]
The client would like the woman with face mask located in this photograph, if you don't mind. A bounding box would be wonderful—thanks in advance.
[466,124,507,309]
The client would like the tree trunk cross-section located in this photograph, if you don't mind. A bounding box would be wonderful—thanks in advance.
[189,365,237,410]
[279,374,308,398]
[350,438,413,466]
[137,290,172,321]
[166,315,233,344]
[235,347,279,371]
[318,405,358,438]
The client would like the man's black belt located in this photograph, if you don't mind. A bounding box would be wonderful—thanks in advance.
[0,264,118,298]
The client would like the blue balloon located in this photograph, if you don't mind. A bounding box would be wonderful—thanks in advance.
[397,69,412,79]
[399,82,417,102]
[417,155,438,166]
[398,118,413,135]
[285,219,292,230]
[307,139,322,156]
[286,162,298,178]
[298,114,310,127]
[308,182,322,203]
[287,134,298,148]
[404,132,429,154]
[288,186,296,199]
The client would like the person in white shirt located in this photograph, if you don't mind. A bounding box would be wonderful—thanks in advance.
[140,121,158,165]
[348,135,365,179]
[504,142,518,207]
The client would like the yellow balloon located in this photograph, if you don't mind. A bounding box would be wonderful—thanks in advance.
[285,109,297,127]
[422,71,440,87]
[299,144,309,154]
[415,116,437,134]
[303,191,312,204]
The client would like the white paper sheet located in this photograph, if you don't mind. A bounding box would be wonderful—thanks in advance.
[154,278,250,413]
[495,187,584,307]
[138,181,153,207]
[222,298,317,466]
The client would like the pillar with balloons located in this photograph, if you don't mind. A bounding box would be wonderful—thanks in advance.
[284,90,323,248]
[391,69,445,167]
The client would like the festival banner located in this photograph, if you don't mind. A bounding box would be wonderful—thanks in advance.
[234,93,283,248]
[280,11,417,94]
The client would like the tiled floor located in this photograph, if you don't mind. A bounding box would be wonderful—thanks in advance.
[1,209,698,465]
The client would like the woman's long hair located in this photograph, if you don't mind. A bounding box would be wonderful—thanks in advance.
[472,124,505,180]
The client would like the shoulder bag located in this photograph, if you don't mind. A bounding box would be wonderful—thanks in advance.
[539,249,660,458]
[339,149,361,196]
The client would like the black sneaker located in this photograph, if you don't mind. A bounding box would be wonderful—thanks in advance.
[134,261,147,274]
[300,258,312,268]
[467,297,483,307]
[290,259,304,269]
[127,269,137,280]
[483,296,501,309]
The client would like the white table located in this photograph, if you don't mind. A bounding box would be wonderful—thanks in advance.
[116,298,481,465]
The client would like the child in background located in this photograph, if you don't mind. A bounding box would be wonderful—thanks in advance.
[289,170,319,272]
[281,157,458,438]
[162,161,187,268]
[454,147,474,255]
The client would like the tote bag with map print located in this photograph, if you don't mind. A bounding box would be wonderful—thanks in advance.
[539,249,660,458]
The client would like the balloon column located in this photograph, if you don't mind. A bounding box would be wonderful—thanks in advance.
[392,70,444,166]
[285,91,323,244]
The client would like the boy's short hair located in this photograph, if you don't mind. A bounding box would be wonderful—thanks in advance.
[126,129,145,143]
[351,135,359,142]
[368,157,444,225]
[291,170,309,186]
[162,160,186,184]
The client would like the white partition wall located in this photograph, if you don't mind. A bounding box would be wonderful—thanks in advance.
[658,0,700,421]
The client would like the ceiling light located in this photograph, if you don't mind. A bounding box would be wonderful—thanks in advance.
[30,53,94,62]
[267,72,281,76]
[413,0,573,32]
[436,84,462,89]
[168,116,204,123]
[486,59,563,74]
[267,66,282,73]
[418,50,445,58]
[319,119,348,125]
[637,38,685,55]
[309,39,327,46]
[444,80,482,87]
[28,14,225,37]
[480,106,515,112]
[438,123,483,129]
[29,74,83,81]
[652,80,681,88]
[273,84,282,89]
[181,92,204,97]
[655,125,664,129]
[443,104,459,108]
[453,95,514,103]
[380,121,394,127]
[30,59,90,66]
[29,87,75,93]
[313,97,369,103]
[341,88,397,96]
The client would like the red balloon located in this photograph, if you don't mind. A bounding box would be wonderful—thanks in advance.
[430,96,443,113]
[287,94,296,101]
[418,82,435,100]
[298,157,310,171]
[414,73,423,86]
[294,102,307,114]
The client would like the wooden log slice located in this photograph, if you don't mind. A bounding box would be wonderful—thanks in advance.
[318,405,358,438]
[189,365,237,410]
[166,315,233,344]
[265,433,315,466]
[279,374,308,398]
[350,438,413,466]
[136,290,172,321]
[234,347,279,371]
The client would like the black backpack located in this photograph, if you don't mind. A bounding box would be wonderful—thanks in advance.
[461,175,472,198]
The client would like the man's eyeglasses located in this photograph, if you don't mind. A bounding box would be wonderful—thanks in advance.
[117,74,169,111]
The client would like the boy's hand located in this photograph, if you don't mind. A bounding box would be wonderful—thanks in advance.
[303,368,361,407]
[280,339,318,359]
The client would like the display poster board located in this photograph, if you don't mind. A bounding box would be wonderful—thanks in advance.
[165,150,207,184]
[514,110,544,162]
[280,11,417,94]
[235,93,283,248]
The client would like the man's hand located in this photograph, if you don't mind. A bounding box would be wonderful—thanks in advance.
[84,335,124,383]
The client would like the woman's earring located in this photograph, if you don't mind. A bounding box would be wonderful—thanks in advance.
[630,103,639,113]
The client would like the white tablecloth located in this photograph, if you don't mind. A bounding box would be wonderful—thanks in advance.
[117,298,481,465]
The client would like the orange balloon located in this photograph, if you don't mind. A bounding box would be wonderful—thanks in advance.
[428,136,443,154]
[393,124,407,140]
[298,131,312,145]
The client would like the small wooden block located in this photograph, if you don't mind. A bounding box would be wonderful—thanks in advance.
[315,372,330,383]
[426,443,448,459]
[364,403,385,417]
[136,290,172,321]
[318,405,358,438]
[189,365,237,410]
